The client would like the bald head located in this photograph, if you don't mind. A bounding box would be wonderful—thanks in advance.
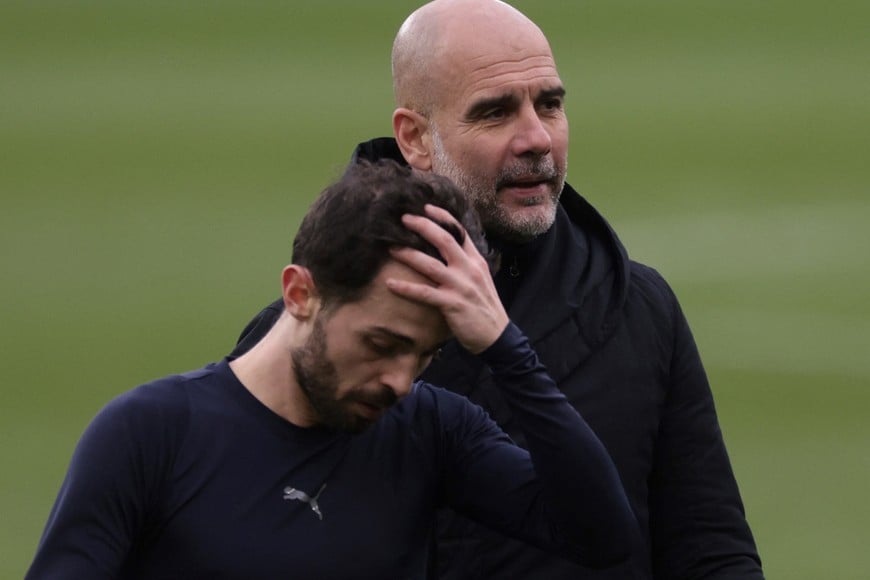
[392,0,551,116]
[391,0,568,243]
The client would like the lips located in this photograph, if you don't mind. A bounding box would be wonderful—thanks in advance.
[499,178,553,199]
[354,400,387,421]
[351,390,397,420]
[510,178,545,187]
[498,169,557,191]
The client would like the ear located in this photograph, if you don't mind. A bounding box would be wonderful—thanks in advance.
[281,265,320,319]
[393,107,433,171]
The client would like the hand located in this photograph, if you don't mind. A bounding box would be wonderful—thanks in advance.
[386,204,509,354]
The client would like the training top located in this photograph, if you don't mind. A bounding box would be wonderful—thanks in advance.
[26,323,636,580]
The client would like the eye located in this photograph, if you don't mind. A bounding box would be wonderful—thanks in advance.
[365,338,395,356]
[540,97,563,113]
[482,108,507,121]
[368,340,392,355]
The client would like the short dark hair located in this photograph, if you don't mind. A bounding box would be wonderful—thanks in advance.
[292,159,493,307]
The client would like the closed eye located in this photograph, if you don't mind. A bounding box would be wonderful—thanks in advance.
[365,338,397,356]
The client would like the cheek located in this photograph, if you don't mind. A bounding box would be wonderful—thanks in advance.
[454,136,504,177]
[319,337,368,384]
[549,119,569,160]
[329,350,383,390]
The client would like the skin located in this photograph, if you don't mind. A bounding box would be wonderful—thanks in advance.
[392,0,569,242]
[230,205,509,431]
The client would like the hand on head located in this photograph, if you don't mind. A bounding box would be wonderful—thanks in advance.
[387,204,509,354]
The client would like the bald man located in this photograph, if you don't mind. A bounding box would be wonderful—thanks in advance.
[233,1,765,579]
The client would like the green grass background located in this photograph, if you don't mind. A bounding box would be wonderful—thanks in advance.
[2,1,867,577]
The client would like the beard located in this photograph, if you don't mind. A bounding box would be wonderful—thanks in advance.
[291,317,396,434]
[430,128,566,243]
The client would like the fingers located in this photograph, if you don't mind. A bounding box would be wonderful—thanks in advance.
[385,205,509,354]
[389,206,479,287]
[420,203,464,239]
[401,205,482,265]
[389,246,446,286]
[384,274,450,310]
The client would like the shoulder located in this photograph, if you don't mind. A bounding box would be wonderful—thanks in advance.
[83,365,219,451]
[620,261,688,348]
[57,368,224,505]
[628,261,680,308]
[105,369,200,419]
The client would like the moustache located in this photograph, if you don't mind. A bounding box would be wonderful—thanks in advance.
[495,158,560,189]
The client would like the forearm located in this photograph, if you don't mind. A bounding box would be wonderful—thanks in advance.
[478,323,638,566]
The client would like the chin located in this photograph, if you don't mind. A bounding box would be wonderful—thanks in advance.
[504,208,557,240]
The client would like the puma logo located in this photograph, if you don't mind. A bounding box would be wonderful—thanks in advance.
[283,483,327,520]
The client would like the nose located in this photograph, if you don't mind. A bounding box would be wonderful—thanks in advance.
[512,105,552,157]
[379,354,420,399]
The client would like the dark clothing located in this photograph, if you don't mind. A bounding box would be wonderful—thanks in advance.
[27,325,636,579]
[230,138,764,579]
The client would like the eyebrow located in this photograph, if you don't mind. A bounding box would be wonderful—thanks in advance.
[464,93,519,120]
[464,86,566,120]
[538,86,567,102]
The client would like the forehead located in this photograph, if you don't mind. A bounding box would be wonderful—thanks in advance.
[436,25,562,112]
[326,261,451,346]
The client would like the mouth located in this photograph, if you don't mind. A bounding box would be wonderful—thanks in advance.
[353,395,395,420]
[499,166,557,187]
[499,177,553,198]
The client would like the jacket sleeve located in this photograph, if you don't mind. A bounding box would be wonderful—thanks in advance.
[648,285,764,579]
[25,386,182,580]
[438,322,639,569]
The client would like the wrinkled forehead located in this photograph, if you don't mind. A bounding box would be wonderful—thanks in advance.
[433,25,561,111]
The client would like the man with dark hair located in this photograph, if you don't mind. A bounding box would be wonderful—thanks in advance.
[26,160,637,579]
[232,1,765,579]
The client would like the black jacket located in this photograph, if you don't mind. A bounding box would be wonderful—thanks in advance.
[231,138,763,579]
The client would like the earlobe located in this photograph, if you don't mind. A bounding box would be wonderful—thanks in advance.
[393,108,432,171]
[282,265,319,319]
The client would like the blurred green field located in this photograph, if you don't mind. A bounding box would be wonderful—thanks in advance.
[2,1,868,578]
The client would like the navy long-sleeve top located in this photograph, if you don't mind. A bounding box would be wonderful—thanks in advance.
[27,323,636,579]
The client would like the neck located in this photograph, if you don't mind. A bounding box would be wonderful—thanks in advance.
[229,316,316,427]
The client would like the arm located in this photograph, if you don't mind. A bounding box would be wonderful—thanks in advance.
[26,385,180,579]
[388,205,638,566]
[437,321,638,567]
[649,289,764,578]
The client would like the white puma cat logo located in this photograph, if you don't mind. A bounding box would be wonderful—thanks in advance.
[283,483,327,520]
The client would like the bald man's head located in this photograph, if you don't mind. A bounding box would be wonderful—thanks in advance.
[392,0,549,116]
[390,0,568,243]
